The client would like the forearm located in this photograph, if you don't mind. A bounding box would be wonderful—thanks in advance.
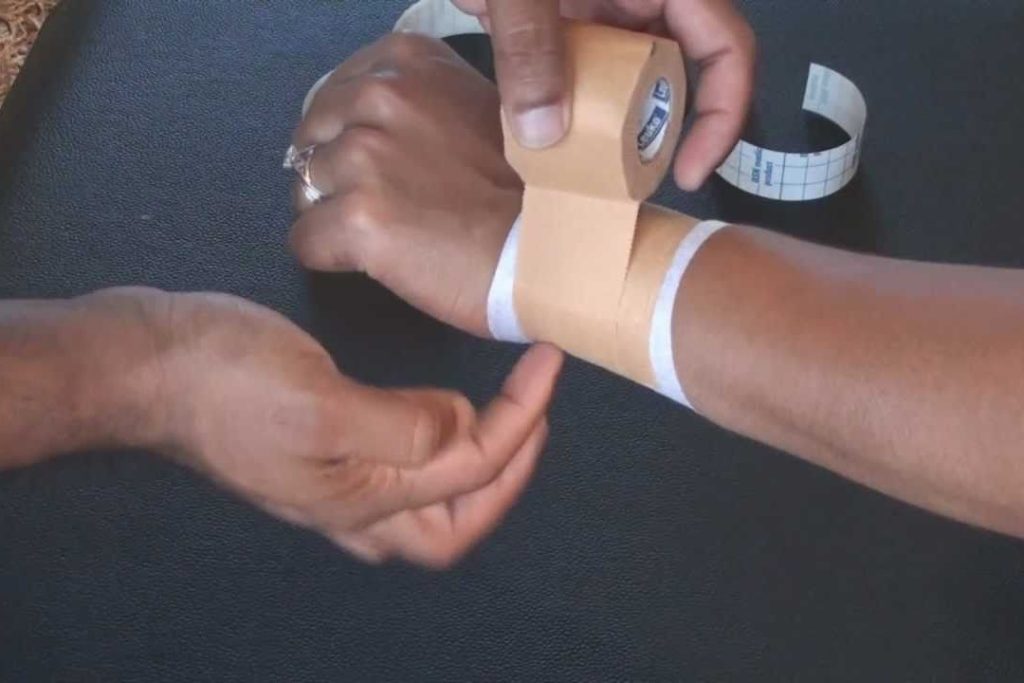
[675,224,1024,535]
[0,291,166,470]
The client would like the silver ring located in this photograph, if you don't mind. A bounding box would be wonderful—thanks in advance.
[283,144,326,204]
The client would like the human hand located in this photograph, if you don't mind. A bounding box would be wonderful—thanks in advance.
[288,34,522,338]
[451,0,756,190]
[79,287,562,568]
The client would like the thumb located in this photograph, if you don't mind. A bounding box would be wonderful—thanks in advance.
[328,381,472,467]
[487,0,569,149]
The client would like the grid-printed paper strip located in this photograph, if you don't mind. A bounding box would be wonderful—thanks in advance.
[717,64,867,201]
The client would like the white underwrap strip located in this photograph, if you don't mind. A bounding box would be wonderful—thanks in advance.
[393,0,484,36]
[716,64,867,201]
[486,216,530,343]
[649,220,729,408]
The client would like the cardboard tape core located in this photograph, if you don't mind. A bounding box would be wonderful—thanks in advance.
[638,78,672,163]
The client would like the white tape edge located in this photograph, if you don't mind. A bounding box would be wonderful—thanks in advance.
[393,0,485,37]
[486,216,531,343]
[716,63,867,202]
[486,215,730,410]
[649,220,729,408]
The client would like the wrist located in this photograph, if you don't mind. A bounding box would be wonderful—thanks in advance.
[0,288,177,470]
[483,203,727,407]
[67,288,179,454]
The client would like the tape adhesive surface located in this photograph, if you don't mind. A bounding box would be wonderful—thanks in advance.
[717,63,867,201]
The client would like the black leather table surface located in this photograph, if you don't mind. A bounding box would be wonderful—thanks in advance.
[2,1,1023,680]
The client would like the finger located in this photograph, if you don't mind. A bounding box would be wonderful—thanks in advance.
[433,418,548,565]
[293,127,389,209]
[396,344,563,509]
[327,381,465,467]
[293,67,411,151]
[329,531,389,564]
[664,0,756,190]
[303,346,560,536]
[295,33,468,149]
[368,419,549,569]
[288,189,384,271]
[486,0,569,149]
[448,418,546,533]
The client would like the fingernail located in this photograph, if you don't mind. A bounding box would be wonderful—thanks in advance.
[513,104,566,149]
[674,166,705,192]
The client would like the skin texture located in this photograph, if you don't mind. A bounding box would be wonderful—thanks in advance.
[290,34,522,337]
[0,288,563,569]
[294,34,1024,539]
[451,0,756,189]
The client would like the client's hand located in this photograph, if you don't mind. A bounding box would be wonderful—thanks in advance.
[80,287,561,568]
[288,34,520,338]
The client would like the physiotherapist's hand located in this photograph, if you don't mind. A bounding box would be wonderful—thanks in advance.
[451,0,756,190]
[288,34,521,338]
[77,287,562,568]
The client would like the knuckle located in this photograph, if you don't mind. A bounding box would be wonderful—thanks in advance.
[289,212,346,272]
[298,108,340,146]
[368,464,401,496]
[406,403,441,464]
[435,390,477,441]
[496,20,556,58]
[495,20,561,63]
[337,128,389,170]
[327,462,393,515]
[338,190,386,270]
[734,21,758,59]
[340,189,382,234]
[354,75,407,122]
[288,221,321,268]
[421,543,464,571]
[495,39,563,107]
[447,392,477,427]
[381,32,436,63]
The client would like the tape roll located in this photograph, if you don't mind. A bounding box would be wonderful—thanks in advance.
[504,23,686,370]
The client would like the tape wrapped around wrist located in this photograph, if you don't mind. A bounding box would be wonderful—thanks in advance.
[502,23,687,374]
[487,216,530,344]
[647,218,728,407]
[487,214,728,407]
[388,4,722,405]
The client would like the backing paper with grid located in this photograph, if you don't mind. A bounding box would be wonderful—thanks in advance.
[717,64,867,201]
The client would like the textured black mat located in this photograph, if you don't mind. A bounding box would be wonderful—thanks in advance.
[1,1,1023,680]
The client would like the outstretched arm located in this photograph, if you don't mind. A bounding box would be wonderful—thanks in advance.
[674,223,1024,536]
[290,34,1024,537]
[0,287,563,567]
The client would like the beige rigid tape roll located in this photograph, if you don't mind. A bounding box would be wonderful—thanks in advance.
[503,23,687,372]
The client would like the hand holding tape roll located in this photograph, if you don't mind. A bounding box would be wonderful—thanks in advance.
[503,23,687,373]
[394,0,731,404]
